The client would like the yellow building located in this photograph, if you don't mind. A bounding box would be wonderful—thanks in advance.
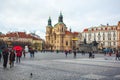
[0,32,44,51]
[32,36,43,51]
[45,13,79,51]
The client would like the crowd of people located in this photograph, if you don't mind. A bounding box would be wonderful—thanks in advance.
[0,46,36,69]
[63,49,120,60]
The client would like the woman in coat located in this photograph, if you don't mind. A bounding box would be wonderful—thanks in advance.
[16,50,22,63]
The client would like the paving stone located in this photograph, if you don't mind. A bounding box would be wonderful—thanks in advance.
[0,52,120,80]
[81,74,106,80]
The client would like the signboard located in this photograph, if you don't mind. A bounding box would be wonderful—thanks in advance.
[72,38,78,41]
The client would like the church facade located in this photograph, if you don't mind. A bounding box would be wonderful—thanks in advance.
[45,13,79,51]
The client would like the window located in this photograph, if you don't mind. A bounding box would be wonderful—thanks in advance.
[66,41,68,46]
[113,42,116,45]
[98,32,101,40]
[57,40,59,43]
[103,32,105,40]
[108,32,111,40]
[108,42,111,47]
[62,36,63,43]
[113,32,116,40]
[88,33,91,41]
[103,42,105,46]
[62,27,64,32]
[113,32,116,37]
[113,37,115,40]
[94,33,96,40]
[103,36,105,40]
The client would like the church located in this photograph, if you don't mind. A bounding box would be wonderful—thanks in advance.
[45,12,79,51]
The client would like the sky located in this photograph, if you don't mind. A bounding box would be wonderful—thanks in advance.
[0,0,120,40]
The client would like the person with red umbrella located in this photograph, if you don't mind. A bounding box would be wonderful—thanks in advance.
[13,46,23,51]
[13,46,22,63]
[16,49,22,63]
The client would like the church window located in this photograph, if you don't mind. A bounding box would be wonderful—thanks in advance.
[66,41,68,46]
[62,27,64,32]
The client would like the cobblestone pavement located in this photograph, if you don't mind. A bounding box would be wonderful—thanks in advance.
[0,52,120,80]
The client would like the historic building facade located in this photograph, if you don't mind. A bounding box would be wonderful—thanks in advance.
[82,21,120,49]
[45,13,79,51]
[117,21,120,48]
[0,32,44,51]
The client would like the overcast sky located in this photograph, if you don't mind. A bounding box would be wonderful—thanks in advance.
[0,0,120,39]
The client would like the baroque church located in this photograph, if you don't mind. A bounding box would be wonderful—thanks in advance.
[45,12,79,51]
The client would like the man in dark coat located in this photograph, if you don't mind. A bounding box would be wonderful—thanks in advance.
[73,49,77,58]
[2,48,9,68]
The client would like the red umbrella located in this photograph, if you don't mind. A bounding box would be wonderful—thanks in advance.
[13,46,23,51]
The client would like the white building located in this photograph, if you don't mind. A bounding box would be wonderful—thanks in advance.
[82,23,118,49]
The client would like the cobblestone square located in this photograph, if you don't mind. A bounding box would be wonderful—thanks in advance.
[0,52,120,80]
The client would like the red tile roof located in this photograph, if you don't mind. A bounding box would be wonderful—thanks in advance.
[5,32,32,38]
[65,31,72,35]
[65,31,79,35]
[73,32,79,35]
[83,29,88,32]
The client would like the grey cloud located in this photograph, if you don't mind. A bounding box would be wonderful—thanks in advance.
[0,0,120,39]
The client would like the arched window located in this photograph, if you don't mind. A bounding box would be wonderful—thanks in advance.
[66,41,68,46]
[62,27,64,32]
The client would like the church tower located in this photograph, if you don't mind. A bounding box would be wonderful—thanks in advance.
[55,12,67,50]
[58,12,63,23]
[48,16,52,26]
[46,17,53,46]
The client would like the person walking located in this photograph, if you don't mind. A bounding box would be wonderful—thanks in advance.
[0,49,2,62]
[64,50,68,58]
[9,50,15,68]
[16,50,22,63]
[89,52,92,58]
[29,48,35,58]
[73,49,77,58]
[22,49,26,58]
[2,48,9,69]
[31,49,35,58]
[115,50,120,60]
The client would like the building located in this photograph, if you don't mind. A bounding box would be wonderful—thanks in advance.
[45,12,79,51]
[0,32,44,51]
[117,21,120,48]
[82,21,120,49]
